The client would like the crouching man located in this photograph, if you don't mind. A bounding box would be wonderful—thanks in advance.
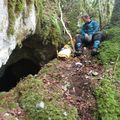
[75,15,104,56]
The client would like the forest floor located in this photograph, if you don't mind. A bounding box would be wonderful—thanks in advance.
[48,48,104,120]
[0,27,120,120]
[0,47,105,120]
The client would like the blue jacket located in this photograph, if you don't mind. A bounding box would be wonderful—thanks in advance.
[81,20,100,37]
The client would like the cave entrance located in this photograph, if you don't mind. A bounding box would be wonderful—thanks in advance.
[0,59,40,92]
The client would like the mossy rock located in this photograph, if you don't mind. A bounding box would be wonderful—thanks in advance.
[98,27,120,65]
[15,68,78,120]
[96,27,120,120]
[95,79,120,120]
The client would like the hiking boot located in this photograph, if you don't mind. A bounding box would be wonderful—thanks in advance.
[74,49,82,56]
[91,48,99,56]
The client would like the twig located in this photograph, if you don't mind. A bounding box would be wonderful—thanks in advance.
[58,1,75,52]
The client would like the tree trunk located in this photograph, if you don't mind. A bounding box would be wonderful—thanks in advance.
[111,0,120,25]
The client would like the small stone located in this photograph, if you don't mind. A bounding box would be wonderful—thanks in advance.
[83,47,87,50]
[34,74,38,77]
[85,75,90,79]
[15,118,19,120]
[75,62,83,67]
[48,117,52,120]
[36,101,45,109]
[84,82,88,85]
[18,111,22,115]
[92,71,98,76]
[62,86,67,91]
[63,112,68,116]
[88,70,93,75]
[4,113,10,117]
[110,61,115,65]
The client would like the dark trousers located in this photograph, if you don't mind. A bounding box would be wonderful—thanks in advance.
[75,32,105,51]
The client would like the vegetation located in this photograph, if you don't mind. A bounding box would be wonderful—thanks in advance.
[7,0,63,47]
[99,27,120,64]
[4,0,120,119]
[111,0,120,25]
[95,79,120,120]
[0,60,78,119]
[96,27,120,120]
[8,0,17,35]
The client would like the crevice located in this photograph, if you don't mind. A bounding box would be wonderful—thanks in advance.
[0,59,40,92]
[0,34,57,92]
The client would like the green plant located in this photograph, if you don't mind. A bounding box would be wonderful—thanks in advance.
[7,0,43,35]
[97,27,120,120]
[99,27,120,64]
[8,0,16,35]
[95,79,120,120]
[15,74,77,120]
[8,0,25,35]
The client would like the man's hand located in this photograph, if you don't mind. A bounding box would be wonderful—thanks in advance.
[84,34,92,42]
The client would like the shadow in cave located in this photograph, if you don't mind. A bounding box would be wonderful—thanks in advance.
[0,59,40,92]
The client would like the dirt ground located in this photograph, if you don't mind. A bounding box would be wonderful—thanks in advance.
[0,48,104,120]
[53,48,104,120]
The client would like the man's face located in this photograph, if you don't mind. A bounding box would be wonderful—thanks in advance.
[81,17,90,23]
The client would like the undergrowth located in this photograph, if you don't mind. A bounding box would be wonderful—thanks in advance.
[95,79,120,120]
[96,27,120,120]
[7,0,63,47]
[15,63,77,120]
[99,27,120,64]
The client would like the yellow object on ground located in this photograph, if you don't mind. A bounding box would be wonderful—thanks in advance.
[58,45,72,59]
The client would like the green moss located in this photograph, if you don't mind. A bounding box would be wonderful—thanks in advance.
[0,92,18,110]
[40,15,62,47]
[98,27,120,64]
[95,79,120,120]
[7,0,63,47]
[21,92,77,120]
[97,27,120,120]
[15,73,77,120]
[8,0,25,35]
[8,0,16,35]
[26,0,34,5]
[98,27,120,79]
[15,0,25,14]
[7,0,43,35]
[34,0,43,30]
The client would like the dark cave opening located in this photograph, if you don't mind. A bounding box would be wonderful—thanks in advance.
[0,59,40,92]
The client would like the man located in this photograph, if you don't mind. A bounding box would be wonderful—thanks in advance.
[75,15,104,56]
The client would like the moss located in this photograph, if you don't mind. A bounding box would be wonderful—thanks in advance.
[8,0,25,35]
[98,27,120,80]
[95,79,120,120]
[21,92,77,120]
[34,0,43,30]
[35,0,64,47]
[98,27,120,64]
[7,0,63,48]
[14,71,77,120]
[15,0,25,14]
[26,0,34,5]
[0,92,18,110]
[8,0,16,35]
[96,27,120,120]
[39,14,62,47]
[7,0,43,35]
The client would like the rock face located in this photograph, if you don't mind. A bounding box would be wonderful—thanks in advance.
[0,0,62,80]
[0,0,36,68]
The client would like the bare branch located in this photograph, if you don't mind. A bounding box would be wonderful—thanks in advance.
[58,1,75,51]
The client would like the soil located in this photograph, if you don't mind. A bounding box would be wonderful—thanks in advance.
[0,48,104,120]
[49,48,104,120]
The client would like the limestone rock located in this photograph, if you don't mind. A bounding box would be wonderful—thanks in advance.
[0,0,36,68]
